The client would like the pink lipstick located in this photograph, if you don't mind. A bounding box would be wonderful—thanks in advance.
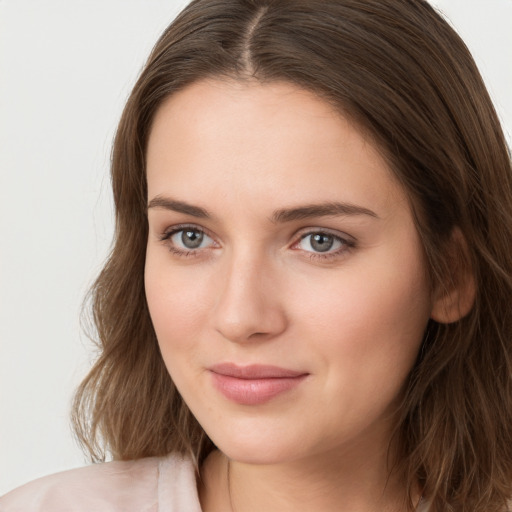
[209,363,308,405]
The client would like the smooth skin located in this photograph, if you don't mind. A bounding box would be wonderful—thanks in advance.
[144,79,452,511]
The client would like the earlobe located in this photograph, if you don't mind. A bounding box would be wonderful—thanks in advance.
[430,229,476,324]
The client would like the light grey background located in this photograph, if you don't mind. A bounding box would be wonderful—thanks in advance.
[1,0,511,494]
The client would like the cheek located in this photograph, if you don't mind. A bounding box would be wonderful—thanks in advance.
[289,246,432,377]
[144,252,212,357]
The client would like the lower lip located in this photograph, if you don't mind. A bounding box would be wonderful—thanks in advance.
[211,373,307,405]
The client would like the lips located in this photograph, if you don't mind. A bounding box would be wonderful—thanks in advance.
[209,363,308,405]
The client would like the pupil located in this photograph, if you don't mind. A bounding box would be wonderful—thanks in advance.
[311,233,333,252]
[182,230,203,249]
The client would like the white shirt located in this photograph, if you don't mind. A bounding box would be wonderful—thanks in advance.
[0,453,201,512]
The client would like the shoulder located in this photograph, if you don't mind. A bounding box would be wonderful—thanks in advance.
[0,453,199,512]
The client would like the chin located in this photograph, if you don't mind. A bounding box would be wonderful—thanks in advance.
[205,425,307,466]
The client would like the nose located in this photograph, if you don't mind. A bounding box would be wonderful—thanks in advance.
[213,251,288,344]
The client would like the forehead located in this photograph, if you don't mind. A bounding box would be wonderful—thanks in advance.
[146,79,408,217]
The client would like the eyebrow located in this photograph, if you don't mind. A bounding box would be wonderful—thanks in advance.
[147,196,378,222]
[271,202,378,223]
[147,196,211,218]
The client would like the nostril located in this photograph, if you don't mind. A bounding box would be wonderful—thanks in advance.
[248,331,270,339]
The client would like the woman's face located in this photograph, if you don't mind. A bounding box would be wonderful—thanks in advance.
[145,79,433,465]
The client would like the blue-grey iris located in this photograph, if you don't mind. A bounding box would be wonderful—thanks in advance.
[311,233,334,252]
[182,230,204,249]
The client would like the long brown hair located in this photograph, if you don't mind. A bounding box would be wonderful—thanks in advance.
[72,1,512,510]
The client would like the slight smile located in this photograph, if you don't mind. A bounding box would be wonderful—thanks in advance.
[209,363,309,406]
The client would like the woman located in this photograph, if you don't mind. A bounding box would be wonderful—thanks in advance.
[2,0,511,510]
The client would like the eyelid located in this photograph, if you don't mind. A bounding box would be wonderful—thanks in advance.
[290,227,356,260]
[158,223,220,258]
[159,223,215,242]
[293,226,355,244]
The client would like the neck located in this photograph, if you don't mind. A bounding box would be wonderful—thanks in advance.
[199,442,418,512]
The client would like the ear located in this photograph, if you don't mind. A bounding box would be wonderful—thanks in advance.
[430,229,476,324]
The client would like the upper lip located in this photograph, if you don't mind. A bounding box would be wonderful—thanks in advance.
[210,363,308,379]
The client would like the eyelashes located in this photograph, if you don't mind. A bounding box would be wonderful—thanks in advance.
[295,232,355,257]
[164,227,216,250]
[159,224,356,262]
[159,225,217,259]
[292,231,356,262]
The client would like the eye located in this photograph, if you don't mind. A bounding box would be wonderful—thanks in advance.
[173,228,210,249]
[160,226,216,254]
[294,230,354,258]
[298,232,342,253]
